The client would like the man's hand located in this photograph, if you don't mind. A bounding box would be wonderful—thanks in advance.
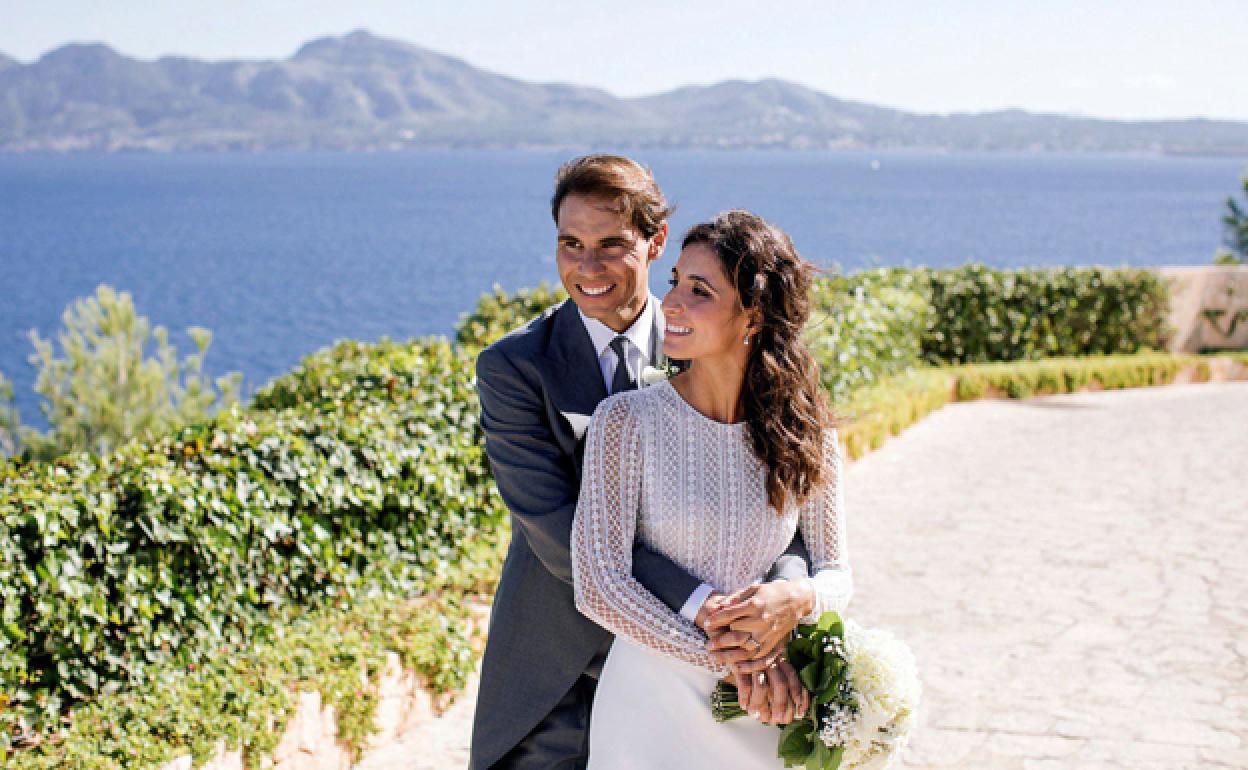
[705,581,815,673]
[730,659,807,725]
[763,659,809,725]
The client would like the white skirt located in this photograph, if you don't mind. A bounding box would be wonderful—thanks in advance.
[588,637,782,769]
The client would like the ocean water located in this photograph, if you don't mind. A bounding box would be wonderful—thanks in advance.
[1,149,1244,428]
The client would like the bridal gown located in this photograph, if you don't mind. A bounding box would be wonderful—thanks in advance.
[571,381,853,769]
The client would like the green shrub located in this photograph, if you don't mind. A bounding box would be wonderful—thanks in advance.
[808,269,930,404]
[919,265,1169,364]
[0,337,506,748]
[455,282,567,356]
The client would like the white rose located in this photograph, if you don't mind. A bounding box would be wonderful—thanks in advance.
[639,365,669,387]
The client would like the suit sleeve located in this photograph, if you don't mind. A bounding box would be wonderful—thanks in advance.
[767,528,812,583]
[476,346,701,609]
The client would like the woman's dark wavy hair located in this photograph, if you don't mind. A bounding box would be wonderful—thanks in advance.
[682,210,834,513]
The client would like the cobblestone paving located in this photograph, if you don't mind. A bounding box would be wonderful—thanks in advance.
[357,382,1248,769]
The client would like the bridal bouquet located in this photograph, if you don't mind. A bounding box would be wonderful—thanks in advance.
[711,612,920,770]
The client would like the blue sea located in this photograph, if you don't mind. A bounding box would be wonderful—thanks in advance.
[1,149,1244,428]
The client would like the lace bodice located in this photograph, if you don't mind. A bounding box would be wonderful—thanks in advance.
[571,380,852,674]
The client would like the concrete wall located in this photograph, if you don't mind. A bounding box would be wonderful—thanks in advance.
[1160,266,1248,353]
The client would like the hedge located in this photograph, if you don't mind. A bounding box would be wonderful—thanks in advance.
[836,352,1219,460]
[1,338,506,749]
[807,269,930,403]
[453,265,1171,401]
[917,264,1169,364]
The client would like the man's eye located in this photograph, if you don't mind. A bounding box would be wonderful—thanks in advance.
[667,277,678,287]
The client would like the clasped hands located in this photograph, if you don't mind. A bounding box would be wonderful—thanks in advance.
[695,580,815,726]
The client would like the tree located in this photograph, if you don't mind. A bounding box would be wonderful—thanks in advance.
[1216,174,1248,265]
[21,285,241,460]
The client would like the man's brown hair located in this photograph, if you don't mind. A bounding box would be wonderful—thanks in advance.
[551,154,673,238]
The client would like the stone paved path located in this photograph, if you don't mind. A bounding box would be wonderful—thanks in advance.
[357,382,1248,770]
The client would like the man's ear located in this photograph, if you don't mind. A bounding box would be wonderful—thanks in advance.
[647,221,669,263]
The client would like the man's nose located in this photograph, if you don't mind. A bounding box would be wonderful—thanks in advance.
[579,251,608,275]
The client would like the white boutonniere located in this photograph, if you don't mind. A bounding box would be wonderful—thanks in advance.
[639,354,680,387]
[639,365,669,387]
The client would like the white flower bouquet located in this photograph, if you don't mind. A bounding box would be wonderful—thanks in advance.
[711,612,920,769]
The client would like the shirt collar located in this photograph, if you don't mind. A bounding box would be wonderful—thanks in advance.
[578,296,656,362]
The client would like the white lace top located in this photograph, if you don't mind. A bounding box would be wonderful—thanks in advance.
[571,380,853,674]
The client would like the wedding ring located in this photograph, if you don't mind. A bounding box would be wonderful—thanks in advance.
[744,635,761,653]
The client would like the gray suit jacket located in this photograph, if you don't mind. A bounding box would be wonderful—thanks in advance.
[468,298,810,769]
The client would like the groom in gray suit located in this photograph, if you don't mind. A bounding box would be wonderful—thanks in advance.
[469,155,813,769]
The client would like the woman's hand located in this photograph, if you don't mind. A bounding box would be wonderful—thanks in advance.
[705,580,814,673]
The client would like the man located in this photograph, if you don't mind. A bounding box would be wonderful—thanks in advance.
[469,155,813,769]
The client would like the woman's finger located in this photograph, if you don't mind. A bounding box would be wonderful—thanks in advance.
[704,600,763,630]
[706,630,752,651]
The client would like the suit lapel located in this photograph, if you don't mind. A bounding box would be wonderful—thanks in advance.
[545,300,608,442]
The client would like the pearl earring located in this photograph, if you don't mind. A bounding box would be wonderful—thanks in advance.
[743,336,750,346]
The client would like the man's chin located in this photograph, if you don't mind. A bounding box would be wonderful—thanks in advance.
[574,296,648,330]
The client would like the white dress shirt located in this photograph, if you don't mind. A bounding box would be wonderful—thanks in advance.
[578,299,656,395]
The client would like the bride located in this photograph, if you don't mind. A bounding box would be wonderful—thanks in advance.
[571,210,853,768]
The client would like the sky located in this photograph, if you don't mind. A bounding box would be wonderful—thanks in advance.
[1,0,1245,121]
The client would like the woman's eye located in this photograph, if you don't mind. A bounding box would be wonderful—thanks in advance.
[693,287,710,298]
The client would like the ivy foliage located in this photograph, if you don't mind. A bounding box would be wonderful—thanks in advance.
[5,593,490,770]
[454,282,568,356]
[0,337,506,751]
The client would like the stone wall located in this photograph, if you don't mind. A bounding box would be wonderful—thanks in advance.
[1161,266,1248,353]
[157,651,456,770]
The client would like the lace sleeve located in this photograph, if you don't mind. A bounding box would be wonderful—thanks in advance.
[572,394,724,673]
[798,428,854,623]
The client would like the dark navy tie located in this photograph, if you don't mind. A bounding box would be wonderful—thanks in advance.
[609,336,637,394]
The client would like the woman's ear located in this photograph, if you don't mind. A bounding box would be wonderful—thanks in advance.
[745,306,764,337]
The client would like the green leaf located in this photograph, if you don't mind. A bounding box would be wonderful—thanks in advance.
[778,720,815,761]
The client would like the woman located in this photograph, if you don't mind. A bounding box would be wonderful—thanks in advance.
[571,210,853,767]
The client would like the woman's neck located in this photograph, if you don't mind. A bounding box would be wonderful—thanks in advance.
[672,355,748,424]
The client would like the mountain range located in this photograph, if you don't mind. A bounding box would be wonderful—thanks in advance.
[2,29,1246,154]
